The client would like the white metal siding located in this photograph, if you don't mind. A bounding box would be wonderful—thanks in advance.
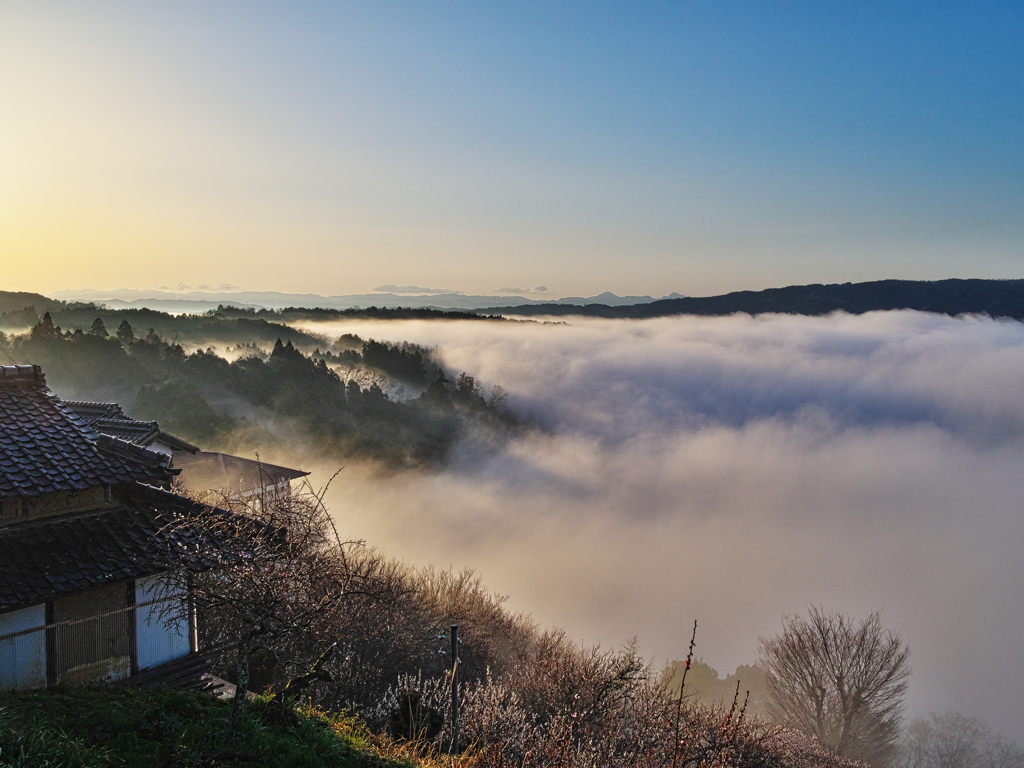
[146,440,174,456]
[135,575,192,670]
[0,604,46,690]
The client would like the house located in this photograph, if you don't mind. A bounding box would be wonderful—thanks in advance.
[64,400,200,457]
[0,365,216,690]
[171,451,309,509]
[63,402,309,508]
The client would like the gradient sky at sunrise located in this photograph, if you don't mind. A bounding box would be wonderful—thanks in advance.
[1,1,1021,297]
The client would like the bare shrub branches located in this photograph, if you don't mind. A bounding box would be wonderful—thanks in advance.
[364,643,866,768]
[155,486,886,765]
[158,483,378,726]
[899,711,1024,768]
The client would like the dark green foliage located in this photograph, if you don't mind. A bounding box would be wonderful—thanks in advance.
[116,319,135,343]
[33,303,323,349]
[361,340,429,387]
[0,688,407,768]
[31,312,60,339]
[0,306,39,331]
[0,291,64,316]
[314,347,362,367]
[389,689,444,741]
[0,317,520,468]
[336,333,364,349]
[214,304,502,323]
[134,378,238,446]
[661,660,770,718]
[89,317,109,337]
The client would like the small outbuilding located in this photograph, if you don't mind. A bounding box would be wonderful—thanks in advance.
[171,451,309,508]
[63,400,309,508]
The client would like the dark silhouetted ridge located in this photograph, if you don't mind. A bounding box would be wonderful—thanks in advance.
[478,279,1024,320]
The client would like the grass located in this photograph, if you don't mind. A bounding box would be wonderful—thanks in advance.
[0,687,454,768]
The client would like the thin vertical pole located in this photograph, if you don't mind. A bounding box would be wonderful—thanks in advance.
[450,624,459,753]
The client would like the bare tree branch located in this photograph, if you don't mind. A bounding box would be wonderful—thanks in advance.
[759,607,910,765]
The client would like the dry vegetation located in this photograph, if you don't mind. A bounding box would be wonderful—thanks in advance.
[6,302,1020,766]
[154,484,870,768]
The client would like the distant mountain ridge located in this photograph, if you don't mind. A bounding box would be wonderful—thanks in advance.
[50,288,686,314]
[0,291,64,316]
[476,279,1024,320]
[11,280,1024,322]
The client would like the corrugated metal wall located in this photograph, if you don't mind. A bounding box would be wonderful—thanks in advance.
[0,604,46,689]
[135,575,193,671]
[52,582,133,685]
[0,576,194,690]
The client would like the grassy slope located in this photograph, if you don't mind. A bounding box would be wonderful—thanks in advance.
[0,687,433,768]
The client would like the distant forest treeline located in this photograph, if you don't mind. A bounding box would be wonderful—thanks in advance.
[0,304,519,467]
[0,294,321,347]
[478,278,1024,319]
[8,279,1024,330]
[0,290,501,335]
[213,303,504,323]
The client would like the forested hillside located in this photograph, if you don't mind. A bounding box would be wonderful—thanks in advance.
[0,290,500,337]
[479,278,1024,319]
[0,297,323,348]
[0,309,517,467]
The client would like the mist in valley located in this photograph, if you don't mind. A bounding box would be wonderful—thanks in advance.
[290,311,1024,741]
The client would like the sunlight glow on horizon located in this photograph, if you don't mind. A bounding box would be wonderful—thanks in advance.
[1,2,1021,297]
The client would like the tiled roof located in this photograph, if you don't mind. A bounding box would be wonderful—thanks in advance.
[172,452,308,496]
[61,400,127,423]
[65,401,200,453]
[0,485,228,611]
[0,365,174,497]
[91,418,160,444]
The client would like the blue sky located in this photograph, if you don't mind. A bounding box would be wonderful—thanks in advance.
[1,1,1021,296]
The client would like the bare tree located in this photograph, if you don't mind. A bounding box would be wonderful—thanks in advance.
[759,607,910,765]
[159,482,372,727]
[899,712,1024,768]
[985,734,1024,768]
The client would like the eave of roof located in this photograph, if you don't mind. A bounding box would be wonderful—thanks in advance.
[171,451,309,495]
[64,400,201,453]
[0,485,223,611]
[62,400,127,423]
[152,431,201,454]
[0,365,175,497]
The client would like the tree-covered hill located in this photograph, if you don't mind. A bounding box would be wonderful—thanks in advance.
[477,278,1024,319]
[0,290,503,337]
[214,303,504,323]
[0,291,74,329]
[0,294,324,348]
[0,290,65,316]
[0,313,518,467]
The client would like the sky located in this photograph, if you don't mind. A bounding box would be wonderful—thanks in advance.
[1,1,1022,298]
[292,312,1024,740]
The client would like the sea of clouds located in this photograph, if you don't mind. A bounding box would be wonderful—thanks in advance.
[297,311,1024,739]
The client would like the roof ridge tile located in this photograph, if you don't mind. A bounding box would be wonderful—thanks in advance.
[0,364,45,385]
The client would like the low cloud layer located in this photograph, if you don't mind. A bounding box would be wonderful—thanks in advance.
[373,284,463,295]
[299,312,1024,739]
[495,286,548,294]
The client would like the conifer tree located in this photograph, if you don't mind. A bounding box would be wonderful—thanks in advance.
[31,311,60,339]
[115,319,135,344]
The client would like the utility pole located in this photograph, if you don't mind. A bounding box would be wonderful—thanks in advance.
[450,624,460,753]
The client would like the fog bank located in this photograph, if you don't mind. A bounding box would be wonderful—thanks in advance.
[298,312,1024,739]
